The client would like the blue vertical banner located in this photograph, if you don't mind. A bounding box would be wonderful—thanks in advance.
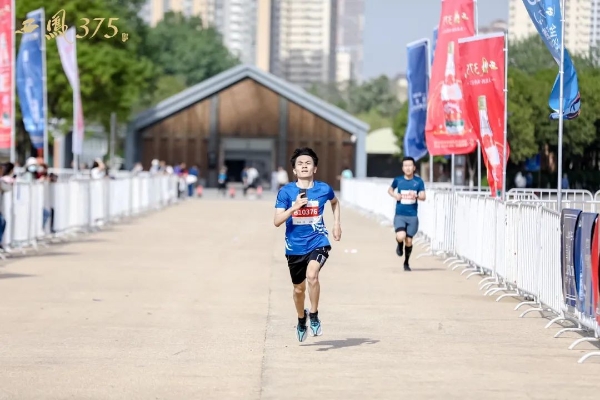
[521,0,580,120]
[16,8,45,149]
[431,26,438,66]
[404,39,429,161]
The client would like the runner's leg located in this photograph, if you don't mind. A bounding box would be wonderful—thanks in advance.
[394,215,407,256]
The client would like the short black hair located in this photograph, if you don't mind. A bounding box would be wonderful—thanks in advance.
[290,147,319,167]
[402,156,416,166]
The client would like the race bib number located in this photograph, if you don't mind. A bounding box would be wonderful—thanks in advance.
[292,201,320,225]
[399,190,417,205]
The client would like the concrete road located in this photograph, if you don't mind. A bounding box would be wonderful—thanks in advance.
[0,193,599,399]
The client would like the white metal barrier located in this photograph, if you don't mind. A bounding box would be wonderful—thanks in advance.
[0,174,179,255]
[341,178,599,364]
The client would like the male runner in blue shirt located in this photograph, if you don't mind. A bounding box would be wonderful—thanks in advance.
[274,147,342,343]
[388,156,426,271]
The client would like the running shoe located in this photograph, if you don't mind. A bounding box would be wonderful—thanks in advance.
[296,309,308,342]
[309,311,322,336]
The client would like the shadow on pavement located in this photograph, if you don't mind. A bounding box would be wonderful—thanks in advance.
[0,273,35,280]
[301,337,380,352]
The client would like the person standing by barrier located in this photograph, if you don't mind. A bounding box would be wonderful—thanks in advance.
[273,147,342,343]
[388,156,426,271]
[0,163,14,251]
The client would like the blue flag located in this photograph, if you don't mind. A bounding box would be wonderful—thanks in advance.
[432,27,438,66]
[521,0,580,120]
[404,40,429,161]
[16,9,46,149]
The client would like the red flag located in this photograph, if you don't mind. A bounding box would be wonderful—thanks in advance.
[425,0,477,156]
[458,33,510,196]
[0,0,14,150]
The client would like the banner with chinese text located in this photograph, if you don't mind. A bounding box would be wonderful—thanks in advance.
[0,0,14,149]
[57,27,84,155]
[458,33,509,196]
[425,0,477,156]
[16,8,45,150]
[404,39,429,161]
[521,0,580,120]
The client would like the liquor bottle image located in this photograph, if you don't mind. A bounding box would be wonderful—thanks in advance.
[478,96,501,183]
[0,33,8,67]
[440,41,464,134]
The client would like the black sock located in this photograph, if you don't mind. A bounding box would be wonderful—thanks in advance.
[309,311,318,319]
[299,310,307,323]
[404,245,413,264]
[397,240,404,250]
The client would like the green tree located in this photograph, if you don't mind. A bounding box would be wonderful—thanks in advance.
[144,12,239,87]
[15,0,154,127]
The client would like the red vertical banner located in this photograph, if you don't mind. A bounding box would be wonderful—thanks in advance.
[458,33,510,196]
[0,0,13,149]
[425,0,477,155]
[592,218,600,325]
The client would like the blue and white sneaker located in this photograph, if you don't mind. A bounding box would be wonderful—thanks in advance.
[296,309,309,342]
[309,311,322,336]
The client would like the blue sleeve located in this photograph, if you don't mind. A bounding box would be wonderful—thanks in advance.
[327,184,335,201]
[419,179,426,192]
[391,178,398,189]
[275,188,289,209]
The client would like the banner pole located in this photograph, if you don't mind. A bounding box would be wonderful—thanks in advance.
[502,33,508,201]
[41,8,48,164]
[474,0,481,192]
[9,0,15,163]
[426,38,433,184]
[556,0,566,212]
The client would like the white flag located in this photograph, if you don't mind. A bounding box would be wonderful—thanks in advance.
[56,27,84,155]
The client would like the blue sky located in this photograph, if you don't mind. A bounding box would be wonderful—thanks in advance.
[362,0,509,79]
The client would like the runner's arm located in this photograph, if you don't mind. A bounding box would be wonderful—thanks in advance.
[417,180,426,201]
[330,197,341,226]
[274,207,295,227]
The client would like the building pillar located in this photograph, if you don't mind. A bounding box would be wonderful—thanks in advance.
[277,96,288,168]
[207,94,220,187]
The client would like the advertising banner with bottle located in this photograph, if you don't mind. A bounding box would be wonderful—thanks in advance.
[561,209,581,312]
[457,33,509,196]
[425,0,478,156]
[16,8,45,150]
[404,40,429,162]
[575,213,598,318]
[521,0,580,120]
[0,0,14,150]
[592,218,600,324]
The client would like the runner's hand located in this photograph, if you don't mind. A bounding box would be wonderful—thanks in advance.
[292,193,308,210]
[333,224,342,241]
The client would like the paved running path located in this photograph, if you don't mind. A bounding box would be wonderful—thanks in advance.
[0,193,599,399]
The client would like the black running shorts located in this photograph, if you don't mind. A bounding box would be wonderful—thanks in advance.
[285,246,331,285]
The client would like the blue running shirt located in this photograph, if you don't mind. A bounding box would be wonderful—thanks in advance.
[390,176,425,217]
[275,181,336,255]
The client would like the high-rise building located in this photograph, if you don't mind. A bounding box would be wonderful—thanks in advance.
[508,0,592,55]
[140,0,213,27]
[336,0,364,83]
[270,0,338,89]
[592,0,600,47]
[211,0,258,65]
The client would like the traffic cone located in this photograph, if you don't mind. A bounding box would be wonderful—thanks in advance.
[229,186,235,198]
[196,185,203,197]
